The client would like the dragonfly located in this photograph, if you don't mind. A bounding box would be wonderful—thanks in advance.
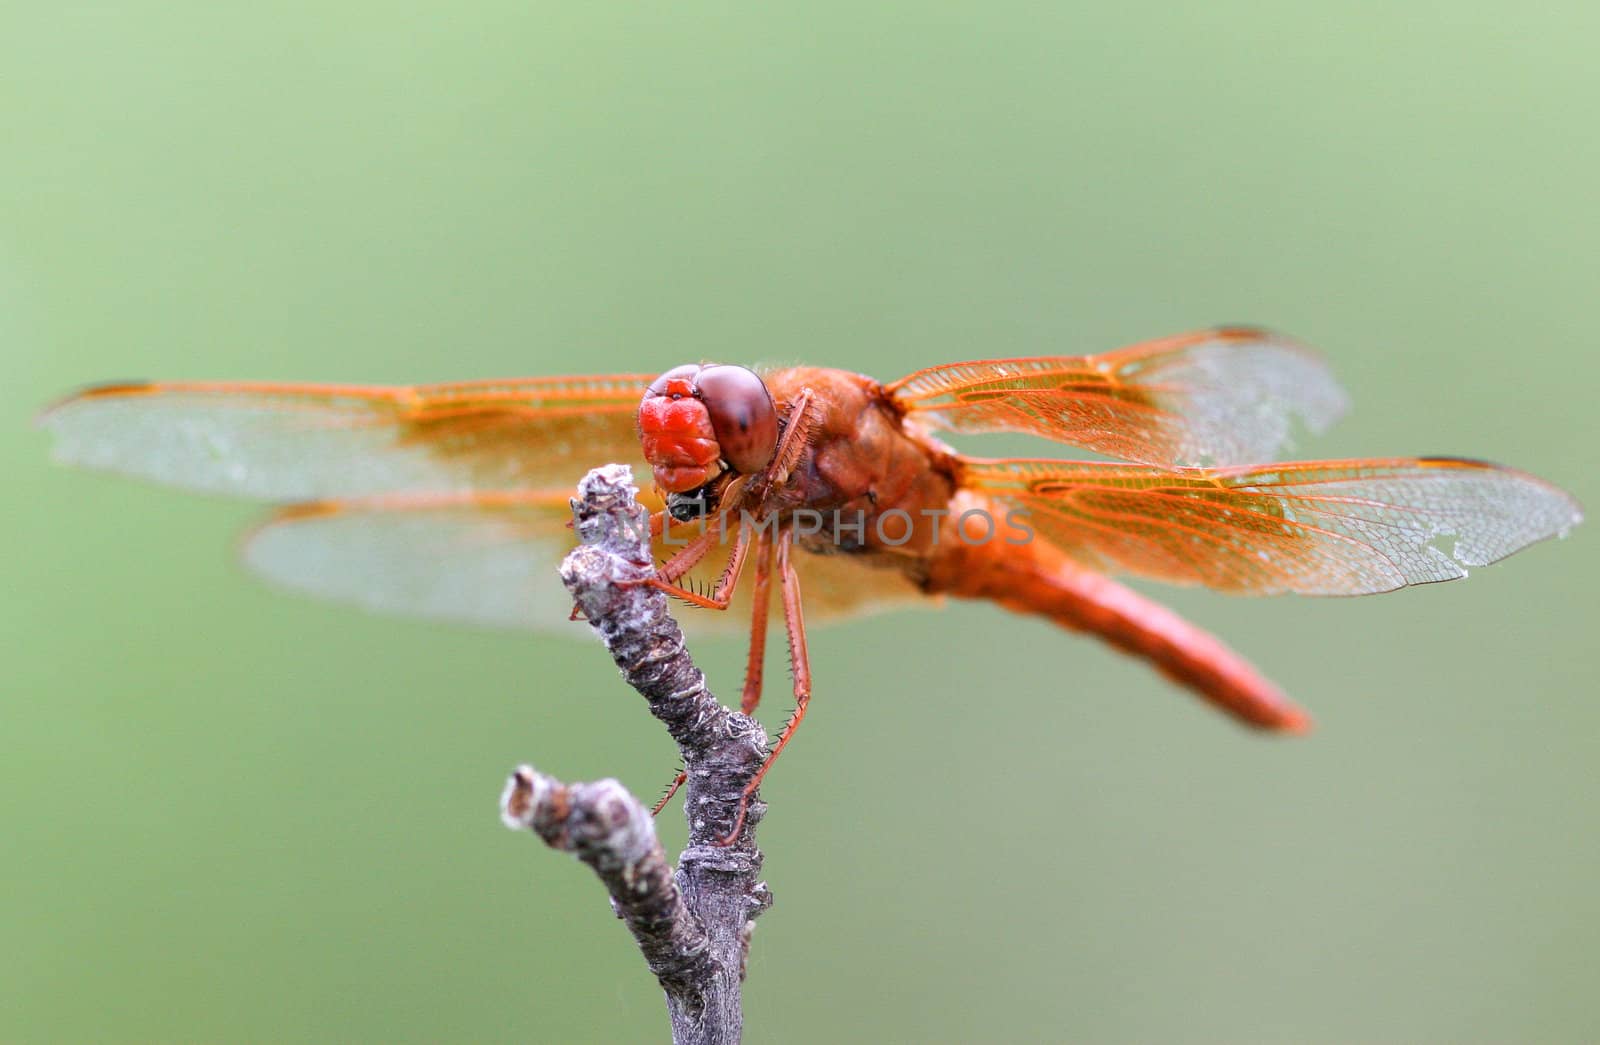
[39,327,1582,841]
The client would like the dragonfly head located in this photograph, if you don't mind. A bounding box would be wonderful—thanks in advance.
[638,364,778,498]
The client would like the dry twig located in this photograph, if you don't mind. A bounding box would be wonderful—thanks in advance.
[500,464,772,1045]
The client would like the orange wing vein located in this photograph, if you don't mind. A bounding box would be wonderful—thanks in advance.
[37,375,653,500]
[887,327,1348,466]
[963,456,1582,595]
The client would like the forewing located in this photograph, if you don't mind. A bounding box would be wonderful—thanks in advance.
[243,490,926,634]
[964,457,1582,595]
[887,327,1348,466]
[38,375,653,499]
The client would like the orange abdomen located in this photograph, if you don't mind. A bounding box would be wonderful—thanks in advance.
[922,499,1311,732]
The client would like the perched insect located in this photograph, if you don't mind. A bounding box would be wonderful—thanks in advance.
[39,328,1582,840]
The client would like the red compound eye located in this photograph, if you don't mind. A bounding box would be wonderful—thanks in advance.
[694,365,777,475]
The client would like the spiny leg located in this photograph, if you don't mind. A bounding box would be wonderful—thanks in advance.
[650,770,689,816]
[654,512,730,586]
[649,517,755,611]
[644,521,768,817]
[647,470,752,582]
[743,389,815,504]
[740,525,777,715]
[652,392,820,834]
[719,528,811,846]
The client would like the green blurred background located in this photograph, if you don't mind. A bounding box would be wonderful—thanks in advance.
[3,4,1596,1042]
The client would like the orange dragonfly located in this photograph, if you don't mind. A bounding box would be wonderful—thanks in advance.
[39,328,1582,840]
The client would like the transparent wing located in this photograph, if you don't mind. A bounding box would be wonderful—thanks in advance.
[38,375,653,500]
[887,327,1348,466]
[243,491,582,631]
[963,456,1582,595]
[242,489,927,634]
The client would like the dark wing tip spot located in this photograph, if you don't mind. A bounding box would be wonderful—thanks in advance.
[1212,323,1276,341]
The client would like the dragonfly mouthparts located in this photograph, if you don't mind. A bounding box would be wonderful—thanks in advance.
[666,479,719,522]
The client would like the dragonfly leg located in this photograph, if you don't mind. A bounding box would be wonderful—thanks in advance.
[743,389,816,503]
[739,526,777,715]
[719,528,810,846]
[647,519,754,611]
[650,770,689,816]
[654,516,728,585]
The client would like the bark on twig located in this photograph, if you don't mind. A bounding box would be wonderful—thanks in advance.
[499,464,771,1045]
